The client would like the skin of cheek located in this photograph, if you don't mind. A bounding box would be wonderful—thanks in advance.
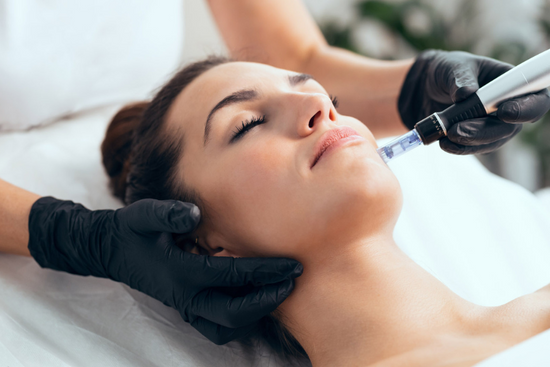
[304,118,403,246]
[305,145,403,250]
[200,137,312,258]
[197,130,403,259]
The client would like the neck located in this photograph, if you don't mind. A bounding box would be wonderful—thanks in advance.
[279,231,483,367]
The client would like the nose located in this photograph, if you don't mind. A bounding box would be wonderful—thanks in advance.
[296,93,337,137]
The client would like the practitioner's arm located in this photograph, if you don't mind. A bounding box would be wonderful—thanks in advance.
[207,0,412,139]
[0,178,39,256]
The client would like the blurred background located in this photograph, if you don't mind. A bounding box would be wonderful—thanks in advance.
[183,0,550,192]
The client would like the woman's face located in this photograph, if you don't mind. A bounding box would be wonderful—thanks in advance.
[166,62,402,260]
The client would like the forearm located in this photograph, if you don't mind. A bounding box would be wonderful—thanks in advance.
[0,178,40,256]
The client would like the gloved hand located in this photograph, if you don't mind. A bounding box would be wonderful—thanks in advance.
[28,197,303,345]
[398,49,550,155]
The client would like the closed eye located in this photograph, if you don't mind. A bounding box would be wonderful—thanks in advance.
[230,115,267,143]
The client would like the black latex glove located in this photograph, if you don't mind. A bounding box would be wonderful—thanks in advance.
[28,197,303,345]
[398,49,550,155]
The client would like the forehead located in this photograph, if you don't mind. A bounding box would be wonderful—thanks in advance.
[191,61,285,96]
[166,61,285,137]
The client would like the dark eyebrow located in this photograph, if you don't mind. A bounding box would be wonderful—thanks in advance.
[203,73,314,145]
[204,89,259,145]
[289,73,314,86]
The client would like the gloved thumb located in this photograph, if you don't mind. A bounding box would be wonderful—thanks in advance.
[449,65,480,103]
[453,58,513,103]
[122,198,200,234]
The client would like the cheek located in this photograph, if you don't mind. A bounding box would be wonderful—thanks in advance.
[204,139,303,257]
[336,161,402,234]
[302,141,403,246]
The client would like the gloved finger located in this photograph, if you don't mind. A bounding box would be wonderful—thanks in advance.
[477,59,513,87]
[423,52,480,105]
[124,199,200,234]
[452,83,479,103]
[190,278,294,329]
[446,117,522,146]
[439,132,518,155]
[183,253,303,287]
[453,59,512,102]
[446,59,480,103]
[450,57,514,103]
[497,89,550,124]
[189,316,257,345]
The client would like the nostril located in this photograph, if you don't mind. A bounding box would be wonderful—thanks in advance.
[309,111,321,128]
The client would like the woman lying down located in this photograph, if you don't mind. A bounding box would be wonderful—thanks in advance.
[101,56,550,367]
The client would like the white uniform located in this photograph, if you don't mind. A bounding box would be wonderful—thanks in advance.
[0,0,184,131]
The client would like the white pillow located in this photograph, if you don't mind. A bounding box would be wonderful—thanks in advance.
[0,0,184,131]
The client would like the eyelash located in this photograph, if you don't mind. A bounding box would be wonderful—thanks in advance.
[231,115,267,143]
[230,95,339,142]
[330,95,339,109]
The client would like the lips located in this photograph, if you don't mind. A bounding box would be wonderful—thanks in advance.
[310,126,363,169]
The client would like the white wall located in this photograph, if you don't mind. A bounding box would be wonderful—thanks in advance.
[181,0,226,63]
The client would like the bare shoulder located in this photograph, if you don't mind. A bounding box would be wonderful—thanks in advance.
[535,282,550,296]
[491,284,550,338]
[531,282,550,319]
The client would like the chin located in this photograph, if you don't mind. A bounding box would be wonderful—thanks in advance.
[315,157,403,240]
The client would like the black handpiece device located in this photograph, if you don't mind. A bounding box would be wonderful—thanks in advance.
[378,48,550,163]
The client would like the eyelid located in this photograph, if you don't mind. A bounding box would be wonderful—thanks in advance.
[216,109,256,142]
[230,115,266,143]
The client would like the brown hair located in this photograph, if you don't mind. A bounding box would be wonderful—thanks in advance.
[102,102,148,200]
[101,56,309,365]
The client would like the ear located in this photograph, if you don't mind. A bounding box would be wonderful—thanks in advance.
[211,248,239,257]
[197,229,243,258]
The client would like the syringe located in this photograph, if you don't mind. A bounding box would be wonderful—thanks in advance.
[377,48,550,164]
